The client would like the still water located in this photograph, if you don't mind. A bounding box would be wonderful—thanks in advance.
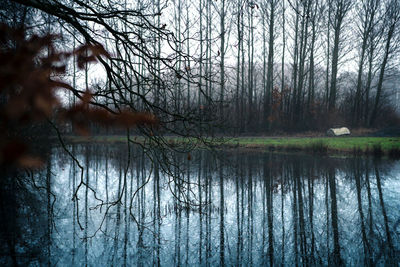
[1,144,400,266]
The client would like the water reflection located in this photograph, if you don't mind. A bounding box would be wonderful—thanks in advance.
[1,144,400,266]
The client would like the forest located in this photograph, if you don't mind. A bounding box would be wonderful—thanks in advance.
[1,0,400,266]
[2,0,400,140]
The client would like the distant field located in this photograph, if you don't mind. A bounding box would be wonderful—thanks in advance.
[66,135,400,156]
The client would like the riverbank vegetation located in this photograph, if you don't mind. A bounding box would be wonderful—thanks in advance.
[66,135,400,157]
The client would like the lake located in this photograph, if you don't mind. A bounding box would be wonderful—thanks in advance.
[1,144,399,266]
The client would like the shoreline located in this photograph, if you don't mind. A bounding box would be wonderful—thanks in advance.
[60,135,400,158]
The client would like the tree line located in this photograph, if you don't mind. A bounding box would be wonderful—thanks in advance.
[1,0,400,139]
[209,0,400,132]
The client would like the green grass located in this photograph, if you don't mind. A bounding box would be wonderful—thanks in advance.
[225,136,400,154]
[65,135,400,156]
[66,135,141,143]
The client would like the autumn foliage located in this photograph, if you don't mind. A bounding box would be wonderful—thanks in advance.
[0,24,157,168]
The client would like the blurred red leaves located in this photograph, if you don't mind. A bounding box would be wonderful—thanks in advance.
[75,44,110,69]
[0,24,157,168]
[62,91,158,136]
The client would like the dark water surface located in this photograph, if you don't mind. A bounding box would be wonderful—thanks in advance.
[1,144,400,266]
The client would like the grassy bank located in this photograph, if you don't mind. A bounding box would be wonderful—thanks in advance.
[225,136,400,156]
[65,135,400,157]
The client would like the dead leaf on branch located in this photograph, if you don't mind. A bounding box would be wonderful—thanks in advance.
[0,24,156,168]
[75,43,110,69]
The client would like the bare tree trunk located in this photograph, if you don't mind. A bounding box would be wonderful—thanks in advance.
[328,0,351,111]
[262,4,267,131]
[235,1,242,134]
[265,1,277,131]
[325,4,331,110]
[307,0,319,116]
[370,1,399,125]
[247,3,254,132]
[199,0,204,134]
[295,1,310,125]
[364,40,375,125]
[281,1,287,121]
[353,0,379,125]
[291,2,300,123]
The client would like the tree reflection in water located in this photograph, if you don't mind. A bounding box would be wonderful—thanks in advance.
[1,144,399,266]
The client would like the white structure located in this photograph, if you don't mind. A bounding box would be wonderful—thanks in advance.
[327,127,351,136]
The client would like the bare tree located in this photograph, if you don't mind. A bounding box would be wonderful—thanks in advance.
[328,0,352,111]
[369,0,400,125]
[263,0,278,130]
[352,0,380,125]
